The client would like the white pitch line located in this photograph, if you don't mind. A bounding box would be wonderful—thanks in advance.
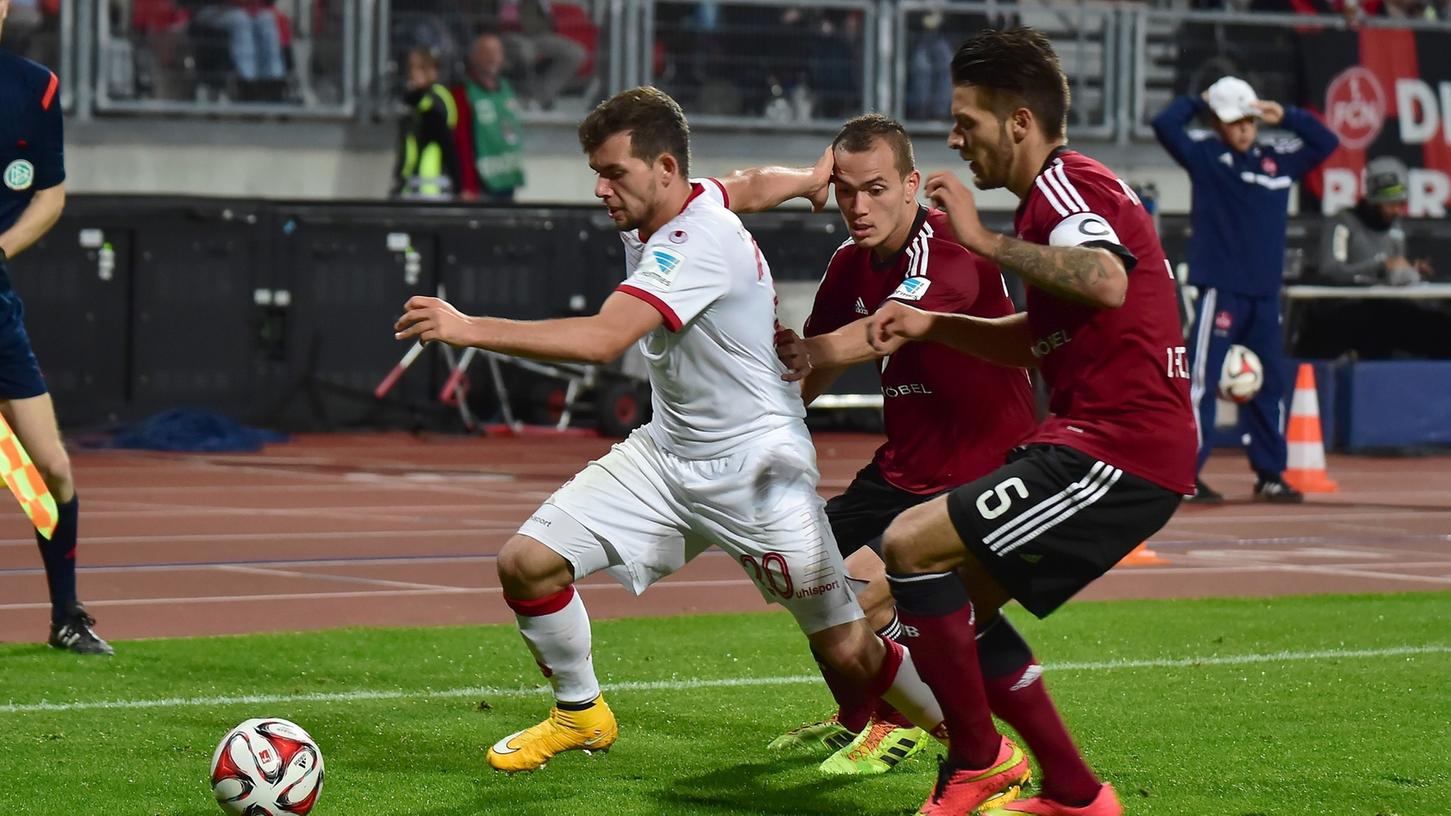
[3,645,1445,715]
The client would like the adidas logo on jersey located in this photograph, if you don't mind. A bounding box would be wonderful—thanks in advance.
[854,297,868,315]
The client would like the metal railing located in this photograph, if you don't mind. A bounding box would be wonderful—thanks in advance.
[32,2,1451,136]
[893,1,1118,137]
[91,0,358,118]
[643,0,879,131]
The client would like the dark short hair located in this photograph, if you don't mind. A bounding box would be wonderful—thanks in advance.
[950,27,1070,140]
[833,114,916,179]
[578,87,691,178]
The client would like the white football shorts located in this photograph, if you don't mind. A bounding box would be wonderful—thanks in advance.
[517,424,862,634]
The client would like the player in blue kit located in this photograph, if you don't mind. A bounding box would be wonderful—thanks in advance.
[0,0,112,654]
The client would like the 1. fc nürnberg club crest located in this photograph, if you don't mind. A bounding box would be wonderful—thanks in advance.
[1325,66,1386,150]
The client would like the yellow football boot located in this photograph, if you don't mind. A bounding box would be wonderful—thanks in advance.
[486,696,619,773]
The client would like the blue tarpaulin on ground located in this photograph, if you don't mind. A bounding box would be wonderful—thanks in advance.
[111,409,287,452]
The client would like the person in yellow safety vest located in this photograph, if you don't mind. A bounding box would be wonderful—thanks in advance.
[392,46,463,200]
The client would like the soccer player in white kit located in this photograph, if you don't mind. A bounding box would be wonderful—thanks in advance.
[393,87,944,774]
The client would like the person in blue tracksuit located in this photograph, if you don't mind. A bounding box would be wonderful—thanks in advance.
[1,2,112,654]
[1153,75,1338,504]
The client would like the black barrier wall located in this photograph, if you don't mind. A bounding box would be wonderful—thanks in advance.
[15,197,1451,432]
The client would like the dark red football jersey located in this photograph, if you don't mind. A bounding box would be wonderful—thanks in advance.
[807,208,1036,494]
[1013,149,1196,495]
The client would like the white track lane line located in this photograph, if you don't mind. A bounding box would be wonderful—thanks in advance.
[0,578,761,612]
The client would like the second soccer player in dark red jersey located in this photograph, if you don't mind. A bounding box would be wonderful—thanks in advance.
[866,28,1196,816]
[763,114,1037,776]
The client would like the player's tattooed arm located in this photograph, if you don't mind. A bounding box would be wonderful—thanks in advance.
[923,170,1125,308]
[983,234,1128,309]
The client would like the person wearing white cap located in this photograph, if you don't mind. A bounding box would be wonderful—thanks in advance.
[1152,75,1339,504]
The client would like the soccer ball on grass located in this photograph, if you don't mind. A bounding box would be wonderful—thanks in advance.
[210,718,324,815]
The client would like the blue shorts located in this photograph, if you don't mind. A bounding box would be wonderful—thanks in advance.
[0,287,48,401]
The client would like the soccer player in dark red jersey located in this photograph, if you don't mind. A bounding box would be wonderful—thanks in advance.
[866,29,1196,816]
[755,114,1037,776]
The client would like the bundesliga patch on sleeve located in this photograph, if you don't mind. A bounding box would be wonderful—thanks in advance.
[635,246,686,289]
[888,277,932,301]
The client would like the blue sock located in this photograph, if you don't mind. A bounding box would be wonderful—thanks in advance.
[37,496,78,624]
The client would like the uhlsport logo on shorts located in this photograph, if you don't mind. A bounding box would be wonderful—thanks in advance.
[4,159,35,191]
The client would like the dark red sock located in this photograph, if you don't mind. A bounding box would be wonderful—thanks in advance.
[813,649,874,732]
[979,617,1100,805]
[889,571,999,768]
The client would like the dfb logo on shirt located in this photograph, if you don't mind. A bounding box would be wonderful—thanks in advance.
[889,277,932,301]
[3,159,34,191]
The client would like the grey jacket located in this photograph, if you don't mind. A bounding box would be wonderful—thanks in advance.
[1318,203,1410,285]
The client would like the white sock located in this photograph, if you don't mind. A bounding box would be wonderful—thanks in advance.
[877,637,945,737]
[513,587,601,705]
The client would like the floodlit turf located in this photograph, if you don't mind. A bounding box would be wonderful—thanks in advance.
[2,593,1448,816]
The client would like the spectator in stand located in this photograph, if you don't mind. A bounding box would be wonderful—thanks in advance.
[1152,75,1339,504]
[906,10,952,121]
[1380,0,1443,19]
[3,0,46,63]
[392,46,462,200]
[1250,0,1382,23]
[484,0,586,111]
[1318,157,1430,286]
[181,0,287,99]
[453,30,526,203]
[1299,156,1447,359]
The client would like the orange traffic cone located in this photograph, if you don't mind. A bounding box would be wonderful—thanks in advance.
[1118,543,1167,567]
[1283,363,1338,493]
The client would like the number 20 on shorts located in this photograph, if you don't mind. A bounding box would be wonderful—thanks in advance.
[740,553,795,599]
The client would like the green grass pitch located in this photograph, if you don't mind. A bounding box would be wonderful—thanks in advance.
[2,592,1448,815]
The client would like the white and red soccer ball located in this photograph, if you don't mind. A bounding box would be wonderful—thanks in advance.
[210,718,325,816]
[1218,344,1264,404]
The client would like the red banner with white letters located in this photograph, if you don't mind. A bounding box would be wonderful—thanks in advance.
[1300,26,1451,217]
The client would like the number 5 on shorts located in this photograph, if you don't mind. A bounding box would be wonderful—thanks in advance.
[976,477,1028,521]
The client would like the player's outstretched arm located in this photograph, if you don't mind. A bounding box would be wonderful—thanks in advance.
[0,184,66,260]
[804,316,887,369]
[923,172,1127,309]
[716,146,833,214]
[775,327,847,404]
[867,301,1036,369]
[394,290,663,364]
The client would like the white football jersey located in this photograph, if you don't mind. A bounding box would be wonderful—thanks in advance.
[616,180,805,458]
